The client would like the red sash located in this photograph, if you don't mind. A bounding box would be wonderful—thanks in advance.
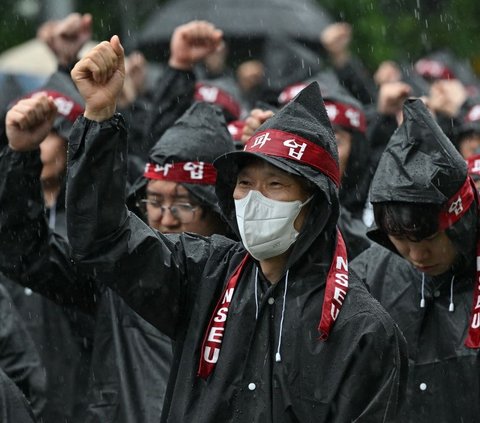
[197,230,349,379]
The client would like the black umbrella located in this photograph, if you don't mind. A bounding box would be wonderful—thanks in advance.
[137,0,332,63]
[262,36,325,94]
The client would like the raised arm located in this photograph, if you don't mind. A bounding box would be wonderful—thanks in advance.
[67,37,215,336]
[68,35,129,256]
[145,21,224,145]
[0,95,98,314]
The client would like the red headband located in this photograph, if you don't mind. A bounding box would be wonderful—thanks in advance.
[144,162,217,185]
[197,230,349,379]
[244,129,340,186]
[467,156,480,179]
[227,120,246,142]
[194,83,241,120]
[436,177,480,348]
[324,100,366,134]
[438,177,475,230]
[278,83,308,105]
[415,59,455,80]
[464,178,480,348]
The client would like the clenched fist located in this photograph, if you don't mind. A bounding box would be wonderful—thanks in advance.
[71,35,125,122]
[169,21,223,71]
[241,108,275,144]
[6,95,57,152]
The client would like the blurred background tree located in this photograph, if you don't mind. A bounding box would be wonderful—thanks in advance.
[321,0,480,73]
[0,0,479,74]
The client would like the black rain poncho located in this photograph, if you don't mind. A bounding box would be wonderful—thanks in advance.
[351,99,480,422]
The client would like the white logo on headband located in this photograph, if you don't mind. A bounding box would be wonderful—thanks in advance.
[325,104,338,121]
[144,163,173,176]
[468,105,480,122]
[472,159,480,173]
[33,90,74,117]
[251,132,272,148]
[198,86,219,103]
[283,139,307,160]
[448,196,464,216]
[183,162,205,179]
[345,109,360,128]
[53,97,74,116]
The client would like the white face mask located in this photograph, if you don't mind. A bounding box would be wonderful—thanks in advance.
[234,190,312,261]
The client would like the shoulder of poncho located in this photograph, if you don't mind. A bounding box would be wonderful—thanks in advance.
[174,232,242,259]
[337,270,400,337]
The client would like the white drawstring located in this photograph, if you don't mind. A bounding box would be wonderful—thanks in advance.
[449,275,455,312]
[420,273,426,308]
[48,201,57,230]
[275,270,289,363]
[420,273,455,312]
[254,267,259,320]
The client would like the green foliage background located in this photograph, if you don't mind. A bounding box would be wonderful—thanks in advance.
[321,0,480,73]
[0,0,479,74]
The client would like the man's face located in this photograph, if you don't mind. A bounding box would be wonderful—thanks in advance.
[459,133,480,159]
[388,231,458,276]
[334,127,352,179]
[145,180,216,236]
[233,158,311,231]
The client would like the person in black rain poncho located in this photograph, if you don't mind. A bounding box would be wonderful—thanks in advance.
[130,101,235,237]
[351,98,480,422]
[2,93,235,423]
[0,70,94,423]
[66,36,407,423]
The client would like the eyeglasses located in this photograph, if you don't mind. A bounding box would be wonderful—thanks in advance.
[140,199,198,223]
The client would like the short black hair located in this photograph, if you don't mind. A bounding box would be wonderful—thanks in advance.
[373,202,442,241]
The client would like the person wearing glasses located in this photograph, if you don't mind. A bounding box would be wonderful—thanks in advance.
[130,101,234,237]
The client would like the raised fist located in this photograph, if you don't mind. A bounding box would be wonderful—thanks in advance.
[38,13,93,67]
[320,22,352,67]
[169,21,223,71]
[6,95,57,152]
[241,108,274,144]
[377,81,412,116]
[71,35,125,121]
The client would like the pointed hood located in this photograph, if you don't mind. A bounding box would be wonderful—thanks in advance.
[367,99,475,257]
[322,88,369,215]
[214,82,340,261]
[194,82,242,122]
[370,98,467,205]
[141,101,235,212]
[279,81,369,215]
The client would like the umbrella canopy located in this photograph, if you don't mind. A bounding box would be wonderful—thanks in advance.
[138,0,332,63]
[262,36,325,93]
